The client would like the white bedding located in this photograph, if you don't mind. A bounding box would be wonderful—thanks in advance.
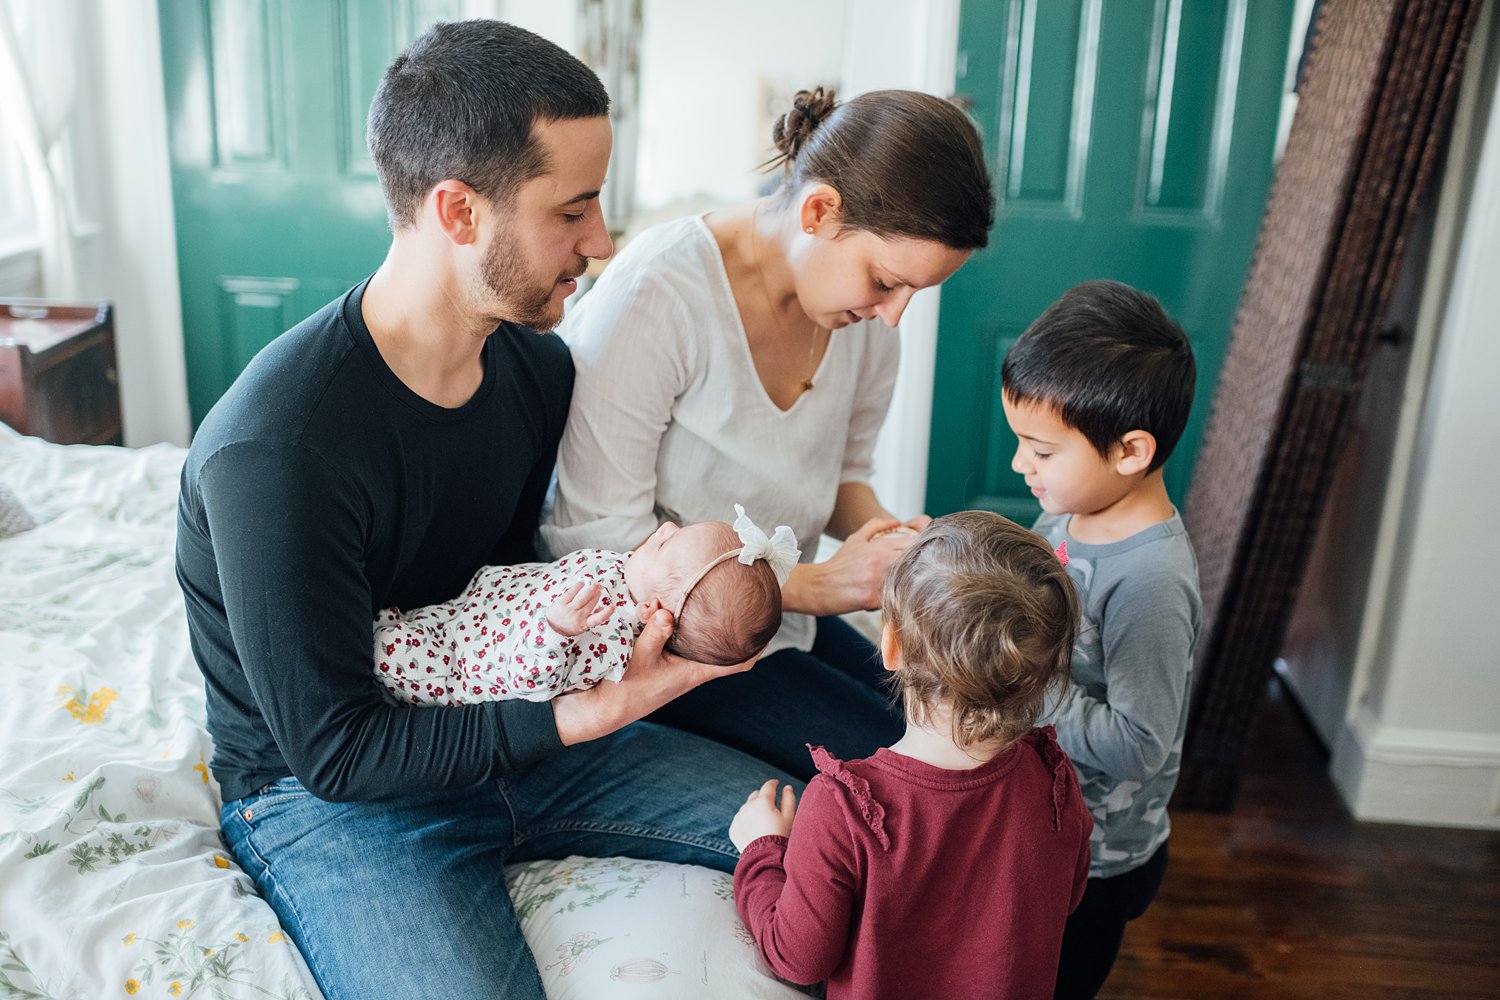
[0,425,803,999]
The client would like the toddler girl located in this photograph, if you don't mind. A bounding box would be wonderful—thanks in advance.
[375,505,797,704]
[729,510,1093,999]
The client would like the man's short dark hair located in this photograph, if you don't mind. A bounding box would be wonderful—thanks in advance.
[1001,280,1196,472]
[367,19,610,229]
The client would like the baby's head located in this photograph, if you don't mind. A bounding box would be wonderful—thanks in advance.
[626,521,783,666]
[881,511,1079,749]
[1000,280,1195,514]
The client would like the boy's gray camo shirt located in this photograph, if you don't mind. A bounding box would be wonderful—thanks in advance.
[1034,509,1201,879]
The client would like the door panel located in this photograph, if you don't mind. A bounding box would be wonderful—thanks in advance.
[161,0,461,427]
[929,0,1293,522]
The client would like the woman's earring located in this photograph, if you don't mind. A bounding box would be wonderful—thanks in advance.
[804,226,814,234]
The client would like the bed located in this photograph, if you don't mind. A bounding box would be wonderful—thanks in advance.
[0,423,807,999]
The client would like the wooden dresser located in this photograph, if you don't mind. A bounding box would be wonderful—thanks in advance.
[0,298,122,445]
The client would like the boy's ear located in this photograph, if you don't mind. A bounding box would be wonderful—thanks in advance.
[1113,429,1157,476]
[879,622,901,673]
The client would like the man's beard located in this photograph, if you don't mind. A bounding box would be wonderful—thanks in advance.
[479,223,586,332]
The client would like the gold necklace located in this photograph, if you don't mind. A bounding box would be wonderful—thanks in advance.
[750,208,826,393]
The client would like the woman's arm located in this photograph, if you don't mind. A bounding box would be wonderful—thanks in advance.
[822,482,892,540]
[781,483,930,617]
[780,328,931,617]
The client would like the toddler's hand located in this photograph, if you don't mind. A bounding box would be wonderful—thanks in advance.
[729,779,797,851]
[546,580,615,637]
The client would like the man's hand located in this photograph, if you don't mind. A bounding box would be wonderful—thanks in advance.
[551,608,758,745]
[729,779,797,851]
[545,580,615,637]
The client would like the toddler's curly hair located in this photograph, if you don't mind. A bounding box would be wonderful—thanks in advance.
[882,511,1079,749]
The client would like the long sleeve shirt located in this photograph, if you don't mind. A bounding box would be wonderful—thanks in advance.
[176,280,573,803]
[539,214,900,656]
[734,731,1092,1000]
[1033,510,1201,877]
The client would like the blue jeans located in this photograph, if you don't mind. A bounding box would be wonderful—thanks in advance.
[648,616,905,779]
[220,722,793,1000]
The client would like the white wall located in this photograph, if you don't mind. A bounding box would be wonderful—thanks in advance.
[843,0,961,521]
[634,0,846,214]
[1321,3,1500,829]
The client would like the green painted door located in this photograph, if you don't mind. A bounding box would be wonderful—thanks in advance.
[928,0,1295,521]
[160,0,460,427]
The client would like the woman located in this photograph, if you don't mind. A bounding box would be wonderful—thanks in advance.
[541,87,995,778]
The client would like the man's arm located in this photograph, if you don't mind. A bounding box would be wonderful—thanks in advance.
[550,606,754,745]
[200,440,559,802]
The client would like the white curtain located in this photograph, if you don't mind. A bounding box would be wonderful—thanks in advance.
[0,0,80,297]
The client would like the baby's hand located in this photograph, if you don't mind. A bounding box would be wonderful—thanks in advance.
[546,580,616,637]
[729,779,797,851]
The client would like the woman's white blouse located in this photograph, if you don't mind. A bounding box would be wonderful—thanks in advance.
[540,214,900,656]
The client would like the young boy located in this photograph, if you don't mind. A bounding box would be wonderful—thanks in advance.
[1000,279,1203,1000]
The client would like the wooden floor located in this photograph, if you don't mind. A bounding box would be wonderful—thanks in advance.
[1103,680,1500,999]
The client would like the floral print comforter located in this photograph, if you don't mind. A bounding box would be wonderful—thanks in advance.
[0,428,320,1000]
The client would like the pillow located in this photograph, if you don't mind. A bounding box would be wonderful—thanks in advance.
[506,856,813,999]
[0,482,36,538]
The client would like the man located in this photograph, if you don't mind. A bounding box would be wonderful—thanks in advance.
[176,21,784,998]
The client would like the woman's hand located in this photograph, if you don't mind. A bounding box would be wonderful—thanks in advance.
[729,779,798,851]
[783,516,924,617]
[551,608,758,746]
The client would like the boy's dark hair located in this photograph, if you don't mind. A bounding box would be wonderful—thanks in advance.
[766,88,995,250]
[883,511,1078,749]
[1002,280,1196,472]
[367,20,610,229]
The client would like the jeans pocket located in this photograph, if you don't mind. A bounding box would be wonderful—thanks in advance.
[234,775,311,824]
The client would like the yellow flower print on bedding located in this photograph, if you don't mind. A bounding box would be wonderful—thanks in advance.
[118,922,312,998]
[57,684,118,724]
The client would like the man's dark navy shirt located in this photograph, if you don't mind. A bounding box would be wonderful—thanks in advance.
[176,281,573,802]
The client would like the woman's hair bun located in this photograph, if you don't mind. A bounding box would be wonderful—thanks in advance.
[771,87,839,164]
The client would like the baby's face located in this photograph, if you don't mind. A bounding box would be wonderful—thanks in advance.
[624,521,732,605]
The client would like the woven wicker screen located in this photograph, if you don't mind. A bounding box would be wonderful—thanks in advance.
[1176,0,1482,810]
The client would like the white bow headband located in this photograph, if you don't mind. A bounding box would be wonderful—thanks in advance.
[670,504,801,619]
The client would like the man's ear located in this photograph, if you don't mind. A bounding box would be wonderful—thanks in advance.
[798,183,844,237]
[428,180,483,246]
[1114,429,1157,477]
[879,622,901,673]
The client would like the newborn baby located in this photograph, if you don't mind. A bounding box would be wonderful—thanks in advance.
[374,506,798,704]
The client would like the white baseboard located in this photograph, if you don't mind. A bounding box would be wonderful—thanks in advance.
[1330,706,1500,830]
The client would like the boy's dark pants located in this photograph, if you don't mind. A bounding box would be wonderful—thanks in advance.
[1054,842,1170,999]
